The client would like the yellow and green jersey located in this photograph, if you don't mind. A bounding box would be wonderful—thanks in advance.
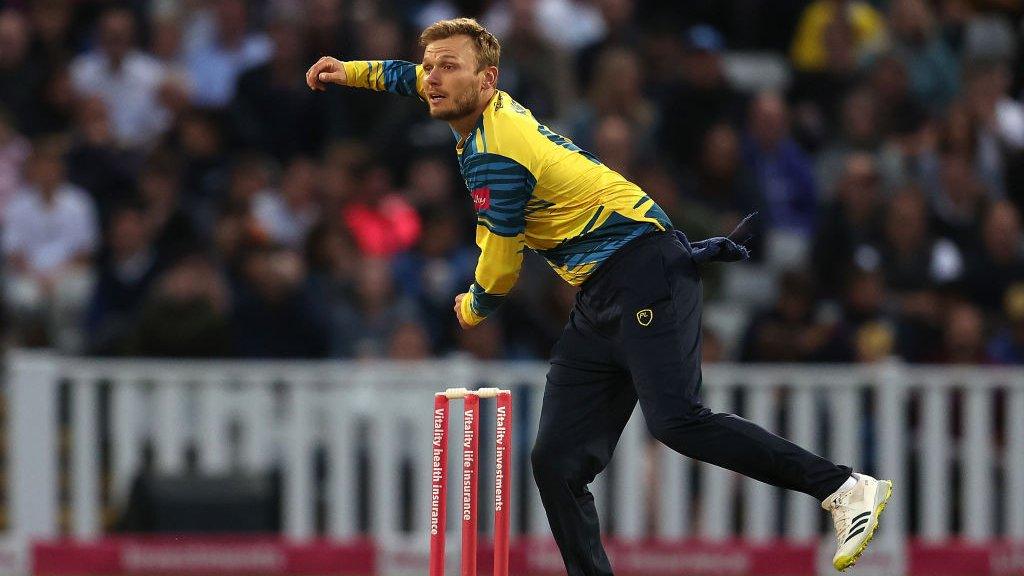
[342,60,672,325]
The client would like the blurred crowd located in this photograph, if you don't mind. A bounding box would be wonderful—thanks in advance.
[0,0,1022,364]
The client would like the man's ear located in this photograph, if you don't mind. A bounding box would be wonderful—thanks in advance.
[481,66,498,91]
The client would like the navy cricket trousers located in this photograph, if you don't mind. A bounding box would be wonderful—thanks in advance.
[530,230,851,576]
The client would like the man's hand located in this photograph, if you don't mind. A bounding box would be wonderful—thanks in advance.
[454,293,473,330]
[305,56,348,91]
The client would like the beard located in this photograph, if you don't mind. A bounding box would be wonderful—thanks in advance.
[429,85,481,122]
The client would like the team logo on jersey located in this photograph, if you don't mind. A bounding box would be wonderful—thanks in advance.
[471,187,491,212]
[636,309,653,326]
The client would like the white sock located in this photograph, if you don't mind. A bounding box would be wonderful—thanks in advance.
[838,474,858,493]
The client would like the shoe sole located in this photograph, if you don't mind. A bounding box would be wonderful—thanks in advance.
[833,480,894,572]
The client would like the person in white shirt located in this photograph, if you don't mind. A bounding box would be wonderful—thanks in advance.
[70,8,170,149]
[184,0,272,108]
[2,138,99,351]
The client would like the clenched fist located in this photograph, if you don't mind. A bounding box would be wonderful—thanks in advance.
[305,56,348,91]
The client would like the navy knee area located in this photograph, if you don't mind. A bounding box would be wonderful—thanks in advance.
[644,403,715,445]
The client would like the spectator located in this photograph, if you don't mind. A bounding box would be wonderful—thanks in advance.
[231,15,328,159]
[184,0,271,108]
[962,200,1024,311]
[812,153,886,295]
[887,0,959,110]
[575,0,639,91]
[937,302,990,364]
[137,151,201,261]
[789,0,888,73]
[0,9,41,134]
[70,8,172,149]
[402,154,460,210]
[656,24,743,167]
[492,0,574,122]
[740,269,834,362]
[231,245,329,358]
[592,115,637,178]
[987,283,1024,364]
[929,151,989,250]
[128,253,231,357]
[388,320,433,360]
[678,123,761,245]
[963,61,1024,197]
[816,88,883,196]
[392,209,476,352]
[342,162,421,257]
[743,92,818,241]
[330,257,422,358]
[86,203,166,354]
[879,189,957,361]
[64,96,141,223]
[170,108,231,231]
[569,47,656,154]
[879,98,940,192]
[824,268,892,361]
[0,107,29,217]
[2,137,99,350]
[251,157,320,249]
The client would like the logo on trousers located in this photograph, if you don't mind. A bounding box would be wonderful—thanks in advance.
[636,309,653,326]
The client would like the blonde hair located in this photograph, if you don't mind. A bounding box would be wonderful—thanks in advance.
[419,18,500,70]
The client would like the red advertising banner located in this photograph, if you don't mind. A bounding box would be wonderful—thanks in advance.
[30,536,1024,576]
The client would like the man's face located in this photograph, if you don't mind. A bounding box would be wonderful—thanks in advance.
[422,35,492,122]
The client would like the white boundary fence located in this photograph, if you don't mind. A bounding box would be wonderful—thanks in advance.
[6,351,1024,570]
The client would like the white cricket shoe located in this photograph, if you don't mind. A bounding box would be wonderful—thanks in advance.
[821,473,893,571]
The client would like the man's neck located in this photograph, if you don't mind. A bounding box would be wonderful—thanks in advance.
[450,89,496,142]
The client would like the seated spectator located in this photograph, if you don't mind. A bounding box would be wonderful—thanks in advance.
[743,92,818,241]
[0,107,29,217]
[0,9,41,134]
[789,0,887,73]
[183,0,271,108]
[330,257,423,358]
[169,108,232,232]
[962,61,1024,197]
[592,115,638,178]
[678,123,761,245]
[402,154,461,211]
[65,96,141,223]
[962,201,1024,312]
[342,162,421,257]
[69,8,172,148]
[569,47,656,154]
[2,137,98,350]
[251,157,320,249]
[878,99,940,194]
[127,253,231,357]
[823,268,892,361]
[489,2,573,122]
[86,203,167,354]
[740,269,834,362]
[935,302,991,364]
[138,151,202,260]
[656,24,744,168]
[388,320,433,360]
[230,245,329,358]
[880,189,959,361]
[816,88,883,197]
[988,284,1024,364]
[929,151,990,251]
[813,153,885,295]
[231,15,327,160]
[392,209,476,352]
[886,0,959,111]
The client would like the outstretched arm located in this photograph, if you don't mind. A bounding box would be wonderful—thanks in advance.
[305,56,426,99]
